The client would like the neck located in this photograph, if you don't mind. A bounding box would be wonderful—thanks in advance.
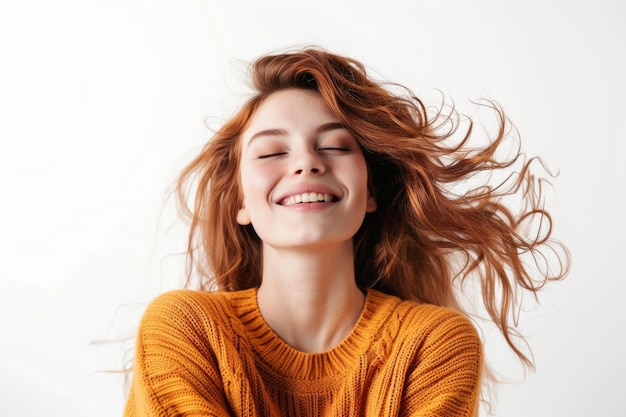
[257,242,365,353]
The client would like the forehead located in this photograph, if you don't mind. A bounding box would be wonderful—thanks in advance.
[242,89,338,142]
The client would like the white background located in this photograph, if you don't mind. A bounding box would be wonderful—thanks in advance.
[0,0,624,416]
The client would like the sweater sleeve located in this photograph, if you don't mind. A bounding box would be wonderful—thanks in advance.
[123,291,234,417]
[400,310,483,417]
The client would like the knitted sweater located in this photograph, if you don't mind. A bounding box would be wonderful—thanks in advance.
[124,288,482,416]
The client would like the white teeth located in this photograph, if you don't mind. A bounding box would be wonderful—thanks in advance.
[283,193,334,205]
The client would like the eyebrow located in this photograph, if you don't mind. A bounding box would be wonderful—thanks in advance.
[246,122,348,148]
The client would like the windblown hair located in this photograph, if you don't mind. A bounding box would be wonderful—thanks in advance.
[176,47,569,370]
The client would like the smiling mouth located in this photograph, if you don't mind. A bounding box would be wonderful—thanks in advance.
[280,192,338,206]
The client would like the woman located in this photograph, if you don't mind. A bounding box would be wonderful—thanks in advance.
[123,47,569,416]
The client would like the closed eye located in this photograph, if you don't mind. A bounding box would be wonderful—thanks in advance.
[258,152,287,159]
[319,147,350,152]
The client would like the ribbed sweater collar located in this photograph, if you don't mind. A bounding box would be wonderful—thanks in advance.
[225,288,399,383]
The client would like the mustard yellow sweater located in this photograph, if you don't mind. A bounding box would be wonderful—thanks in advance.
[124,288,482,416]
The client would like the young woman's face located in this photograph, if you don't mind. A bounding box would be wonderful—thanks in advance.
[237,88,377,251]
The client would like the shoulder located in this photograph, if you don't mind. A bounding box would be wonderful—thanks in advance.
[368,290,481,353]
[369,294,484,415]
[138,288,255,336]
[142,289,226,317]
[407,302,479,342]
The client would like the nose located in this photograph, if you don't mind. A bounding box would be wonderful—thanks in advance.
[292,148,326,175]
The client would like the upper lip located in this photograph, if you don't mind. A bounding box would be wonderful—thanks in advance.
[275,183,341,205]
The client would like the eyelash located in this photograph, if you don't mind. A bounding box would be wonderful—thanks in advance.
[258,147,350,159]
[258,152,286,159]
[320,147,350,152]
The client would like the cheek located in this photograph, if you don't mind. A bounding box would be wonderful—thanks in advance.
[240,163,276,203]
[237,165,268,226]
[348,157,377,212]
[346,157,370,193]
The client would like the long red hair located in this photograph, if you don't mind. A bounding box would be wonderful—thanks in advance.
[176,47,569,370]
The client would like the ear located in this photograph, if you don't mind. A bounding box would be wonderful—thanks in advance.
[365,170,377,213]
[236,203,251,225]
[366,194,377,213]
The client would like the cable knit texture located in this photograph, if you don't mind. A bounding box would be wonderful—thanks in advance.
[124,288,482,416]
